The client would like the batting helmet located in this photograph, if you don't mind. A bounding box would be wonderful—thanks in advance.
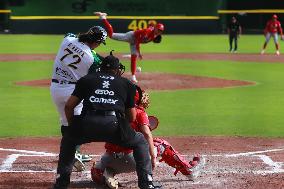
[273,14,278,19]
[87,26,108,45]
[155,23,165,31]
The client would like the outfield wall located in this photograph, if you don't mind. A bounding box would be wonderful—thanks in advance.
[2,0,284,34]
[2,0,224,34]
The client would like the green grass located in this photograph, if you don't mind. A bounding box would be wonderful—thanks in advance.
[0,34,280,54]
[0,34,284,137]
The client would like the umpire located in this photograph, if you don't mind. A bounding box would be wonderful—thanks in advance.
[227,16,242,53]
[53,51,162,189]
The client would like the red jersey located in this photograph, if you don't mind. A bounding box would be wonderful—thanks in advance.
[105,106,150,153]
[133,26,156,54]
[265,20,283,34]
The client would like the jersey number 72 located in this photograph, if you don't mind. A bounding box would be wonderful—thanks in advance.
[60,48,81,69]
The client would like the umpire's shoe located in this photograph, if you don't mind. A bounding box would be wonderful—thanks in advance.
[53,174,70,189]
[138,174,163,189]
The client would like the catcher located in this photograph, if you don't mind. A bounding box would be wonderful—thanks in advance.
[91,86,204,189]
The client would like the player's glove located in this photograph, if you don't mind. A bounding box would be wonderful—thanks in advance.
[281,35,284,41]
[153,35,162,43]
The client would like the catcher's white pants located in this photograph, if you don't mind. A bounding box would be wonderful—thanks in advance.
[111,31,138,55]
[50,83,83,126]
[265,32,279,44]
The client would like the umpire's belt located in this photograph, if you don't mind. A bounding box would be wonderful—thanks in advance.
[52,79,76,84]
[86,110,116,116]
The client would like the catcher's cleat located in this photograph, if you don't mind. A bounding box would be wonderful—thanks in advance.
[188,155,205,180]
[91,163,104,184]
[73,155,85,172]
[276,50,280,55]
[103,169,118,189]
[94,12,107,19]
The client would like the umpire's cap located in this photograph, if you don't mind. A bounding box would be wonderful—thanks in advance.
[87,26,107,45]
[101,50,124,70]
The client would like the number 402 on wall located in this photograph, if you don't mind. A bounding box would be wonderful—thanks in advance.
[128,20,157,31]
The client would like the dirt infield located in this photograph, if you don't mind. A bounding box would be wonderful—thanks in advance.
[1,53,284,63]
[15,72,254,91]
[1,136,284,189]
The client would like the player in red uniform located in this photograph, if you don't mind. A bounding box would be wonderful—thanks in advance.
[95,12,164,83]
[261,14,284,55]
[91,86,204,189]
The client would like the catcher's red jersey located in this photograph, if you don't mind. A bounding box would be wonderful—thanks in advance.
[105,106,149,153]
[265,20,283,34]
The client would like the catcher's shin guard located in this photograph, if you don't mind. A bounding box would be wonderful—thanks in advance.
[153,138,193,176]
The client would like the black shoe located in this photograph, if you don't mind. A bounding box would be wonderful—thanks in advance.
[53,174,70,189]
[139,181,163,189]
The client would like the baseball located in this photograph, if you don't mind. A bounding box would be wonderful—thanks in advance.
[136,67,142,72]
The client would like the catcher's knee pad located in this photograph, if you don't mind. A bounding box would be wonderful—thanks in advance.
[153,138,192,176]
[91,163,104,184]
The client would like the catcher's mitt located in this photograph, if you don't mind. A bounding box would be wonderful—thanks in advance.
[148,115,159,131]
[153,35,162,43]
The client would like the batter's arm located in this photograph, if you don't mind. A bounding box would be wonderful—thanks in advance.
[140,124,156,169]
[65,95,81,125]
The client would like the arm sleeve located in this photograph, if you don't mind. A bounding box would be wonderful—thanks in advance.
[125,82,136,108]
[71,77,88,100]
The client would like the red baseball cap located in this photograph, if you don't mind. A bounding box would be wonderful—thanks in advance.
[156,23,164,31]
[273,14,278,19]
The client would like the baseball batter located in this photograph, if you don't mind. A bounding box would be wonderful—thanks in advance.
[261,14,284,55]
[91,86,203,189]
[50,26,107,169]
[95,12,164,83]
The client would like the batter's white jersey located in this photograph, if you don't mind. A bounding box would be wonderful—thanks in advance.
[50,35,95,126]
[52,35,94,82]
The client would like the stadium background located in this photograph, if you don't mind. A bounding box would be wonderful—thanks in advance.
[0,0,284,34]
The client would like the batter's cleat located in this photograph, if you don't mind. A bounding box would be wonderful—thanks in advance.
[73,155,85,172]
[276,50,280,55]
[261,49,265,55]
[131,75,138,83]
[91,163,104,184]
[94,12,107,19]
[75,151,92,162]
[103,169,119,189]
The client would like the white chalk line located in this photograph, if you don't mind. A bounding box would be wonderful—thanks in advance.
[0,154,20,171]
[0,148,55,156]
[0,147,284,176]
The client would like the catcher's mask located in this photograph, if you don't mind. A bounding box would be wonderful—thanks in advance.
[134,85,150,109]
[100,50,125,75]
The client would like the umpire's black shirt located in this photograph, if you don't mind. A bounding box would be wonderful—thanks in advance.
[72,72,136,114]
[228,22,240,35]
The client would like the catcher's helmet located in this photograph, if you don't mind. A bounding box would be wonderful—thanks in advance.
[273,14,278,19]
[87,26,107,45]
[155,23,164,31]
